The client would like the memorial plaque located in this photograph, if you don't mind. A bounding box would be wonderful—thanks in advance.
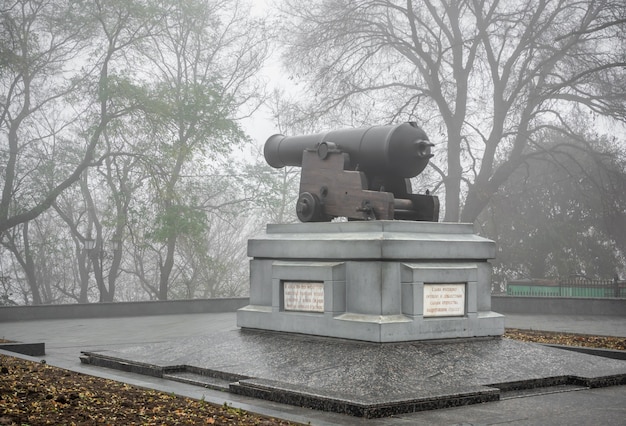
[423,283,465,317]
[284,281,324,312]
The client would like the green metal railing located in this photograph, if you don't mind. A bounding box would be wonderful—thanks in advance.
[506,278,626,298]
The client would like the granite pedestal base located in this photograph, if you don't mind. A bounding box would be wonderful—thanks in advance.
[237,221,504,342]
[80,329,626,419]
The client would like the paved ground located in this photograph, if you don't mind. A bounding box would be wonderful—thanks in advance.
[1,312,625,425]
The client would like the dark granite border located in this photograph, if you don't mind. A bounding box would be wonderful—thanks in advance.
[492,376,572,392]
[184,365,250,383]
[80,352,249,383]
[584,373,626,388]
[230,378,500,418]
[544,344,626,361]
[0,342,45,356]
[79,353,165,378]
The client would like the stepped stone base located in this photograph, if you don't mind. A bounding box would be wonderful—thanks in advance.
[80,328,626,418]
[237,221,504,342]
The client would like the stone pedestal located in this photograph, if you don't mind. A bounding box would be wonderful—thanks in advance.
[237,221,504,342]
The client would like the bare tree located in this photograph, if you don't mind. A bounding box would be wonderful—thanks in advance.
[279,0,626,222]
[0,1,95,234]
[0,0,271,304]
[242,90,312,224]
[0,0,151,302]
[0,1,97,303]
[478,131,626,282]
[132,0,268,300]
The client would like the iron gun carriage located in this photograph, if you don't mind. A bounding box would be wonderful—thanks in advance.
[264,122,439,222]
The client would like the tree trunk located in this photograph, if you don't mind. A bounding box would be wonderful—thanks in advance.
[77,247,90,303]
[22,222,42,305]
[89,245,110,303]
[158,234,177,300]
[444,129,463,222]
[107,239,122,302]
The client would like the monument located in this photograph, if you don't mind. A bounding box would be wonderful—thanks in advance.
[81,122,626,419]
[237,122,505,342]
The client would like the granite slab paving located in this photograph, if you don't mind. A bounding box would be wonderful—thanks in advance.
[80,329,626,418]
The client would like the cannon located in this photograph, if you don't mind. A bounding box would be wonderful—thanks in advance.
[264,122,439,222]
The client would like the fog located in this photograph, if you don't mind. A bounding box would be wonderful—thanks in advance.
[1,0,624,306]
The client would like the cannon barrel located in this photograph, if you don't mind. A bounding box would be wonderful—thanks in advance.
[264,122,433,178]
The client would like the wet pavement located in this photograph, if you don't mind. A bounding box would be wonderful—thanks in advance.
[1,312,625,425]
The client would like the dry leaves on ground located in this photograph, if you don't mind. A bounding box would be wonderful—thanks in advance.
[0,354,300,426]
[504,329,626,350]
